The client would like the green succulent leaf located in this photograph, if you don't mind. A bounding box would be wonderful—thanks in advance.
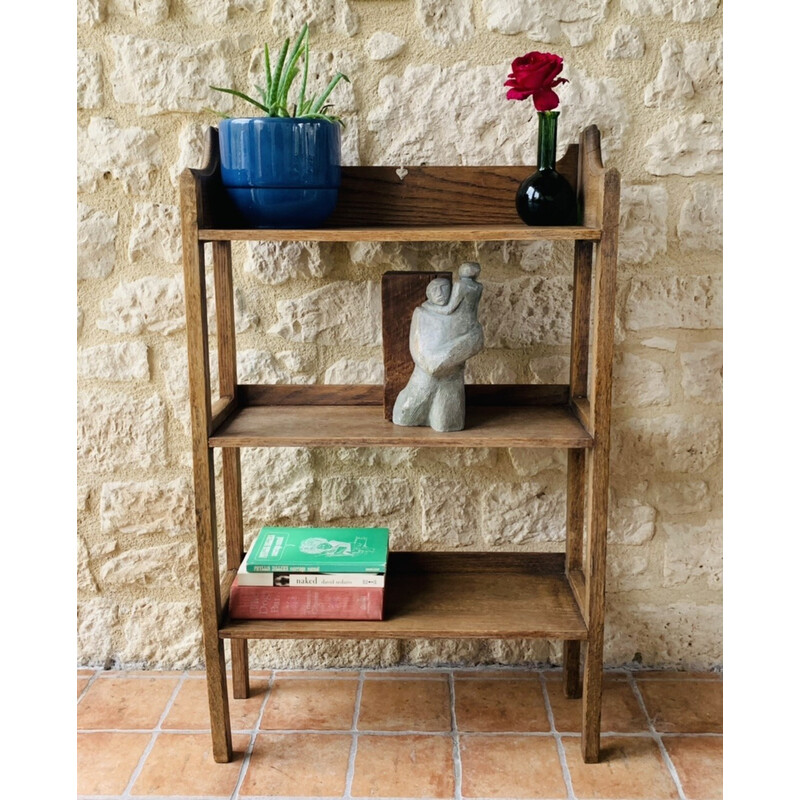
[277,24,308,106]
[209,22,349,124]
[209,86,270,114]
[310,72,349,114]
[263,43,272,98]
[297,34,310,116]
[269,37,290,107]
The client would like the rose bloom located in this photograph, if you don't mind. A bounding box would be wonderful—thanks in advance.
[505,51,568,111]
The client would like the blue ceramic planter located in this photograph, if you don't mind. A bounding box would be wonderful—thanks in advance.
[218,118,341,228]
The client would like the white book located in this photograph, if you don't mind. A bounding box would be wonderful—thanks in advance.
[235,559,385,587]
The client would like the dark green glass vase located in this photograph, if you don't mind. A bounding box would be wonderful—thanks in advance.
[516,111,578,226]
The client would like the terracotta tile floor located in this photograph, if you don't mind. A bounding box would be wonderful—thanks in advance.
[77,667,722,800]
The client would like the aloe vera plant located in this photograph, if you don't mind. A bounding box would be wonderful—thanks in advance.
[211,23,349,124]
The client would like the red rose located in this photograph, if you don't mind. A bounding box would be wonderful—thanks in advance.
[504,51,568,111]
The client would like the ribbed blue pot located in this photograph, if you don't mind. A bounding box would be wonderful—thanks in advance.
[218,118,341,228]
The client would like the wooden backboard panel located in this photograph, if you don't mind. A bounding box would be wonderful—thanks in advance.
[188,128,580,229]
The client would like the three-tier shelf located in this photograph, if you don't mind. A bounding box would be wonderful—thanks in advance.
[180,124,620,763]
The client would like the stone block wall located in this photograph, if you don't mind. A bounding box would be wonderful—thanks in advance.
[77,0,722,670]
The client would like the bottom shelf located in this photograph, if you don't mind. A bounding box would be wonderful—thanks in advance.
[219,551,587,641]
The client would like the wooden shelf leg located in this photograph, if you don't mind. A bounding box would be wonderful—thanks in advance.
[563,640,582,699]
[181,195,233,762]
[580,444,609,763]
[205,637,233,763]
[223,447,249,700]
[577,160,619,763]
[213,241,250,701]
[564,449,586,699]
[565,240,592,702]
[231,641,250,700]
[194,447,233,763]
[581,632,604,763]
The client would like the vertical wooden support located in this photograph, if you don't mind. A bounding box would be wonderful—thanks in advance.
[581,165,620,763]
[181,172,233,763]
[562,637,582,699]
[563,238,593,698]
[569,240,593,404]
[563,450,586,699]
[212,241,250,700]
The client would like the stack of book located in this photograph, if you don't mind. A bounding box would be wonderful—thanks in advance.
[230,526,389,621]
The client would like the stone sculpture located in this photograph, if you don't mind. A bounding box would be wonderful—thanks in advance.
[392,262,484,432]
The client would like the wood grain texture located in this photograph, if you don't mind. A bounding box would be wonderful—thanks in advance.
[465,384,570,405]
[220,567,236,609]
[198,224,602,242]
[187,127,580,229]
[570,240,593,400]
[230,640,250,700]
[221,448,244,575]
[238,383,571,408]
[187,128,600,240]
[581,158,620,765]
[577,125,605,230]
[567,569,588,621]
[382,271,452,420]
[563,641,582,699]
[566,450,587,577]
[390,552,566,573]
[180,176,214,440]
[211,239,250,699]
[180,168,232,763]
[186,127,229,230]
[219,552,587,640]
[241,384,382,406]
[564,447,587,700]
[326,162,579,226]
[212,243,246,566]
[209,403,593,449]
[210,395,237,432]
[571,397,592,436]
[222,449,248,700]
[212,241,237,398]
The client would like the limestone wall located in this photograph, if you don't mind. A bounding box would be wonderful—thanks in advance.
[77,0,723,670]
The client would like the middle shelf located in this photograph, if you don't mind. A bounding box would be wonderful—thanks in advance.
[210,403,592,448]
[208,384,593,449]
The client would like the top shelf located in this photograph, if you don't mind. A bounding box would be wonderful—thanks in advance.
[185,127,614,235]
[198,224,602,243]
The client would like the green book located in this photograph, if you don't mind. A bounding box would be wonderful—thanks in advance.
[246,526,389,573]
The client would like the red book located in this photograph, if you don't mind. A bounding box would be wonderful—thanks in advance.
[229,577,384,620]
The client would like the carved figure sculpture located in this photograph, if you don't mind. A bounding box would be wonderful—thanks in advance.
[392,262,484,432]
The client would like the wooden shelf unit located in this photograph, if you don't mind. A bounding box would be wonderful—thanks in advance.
[180,125,620,764]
